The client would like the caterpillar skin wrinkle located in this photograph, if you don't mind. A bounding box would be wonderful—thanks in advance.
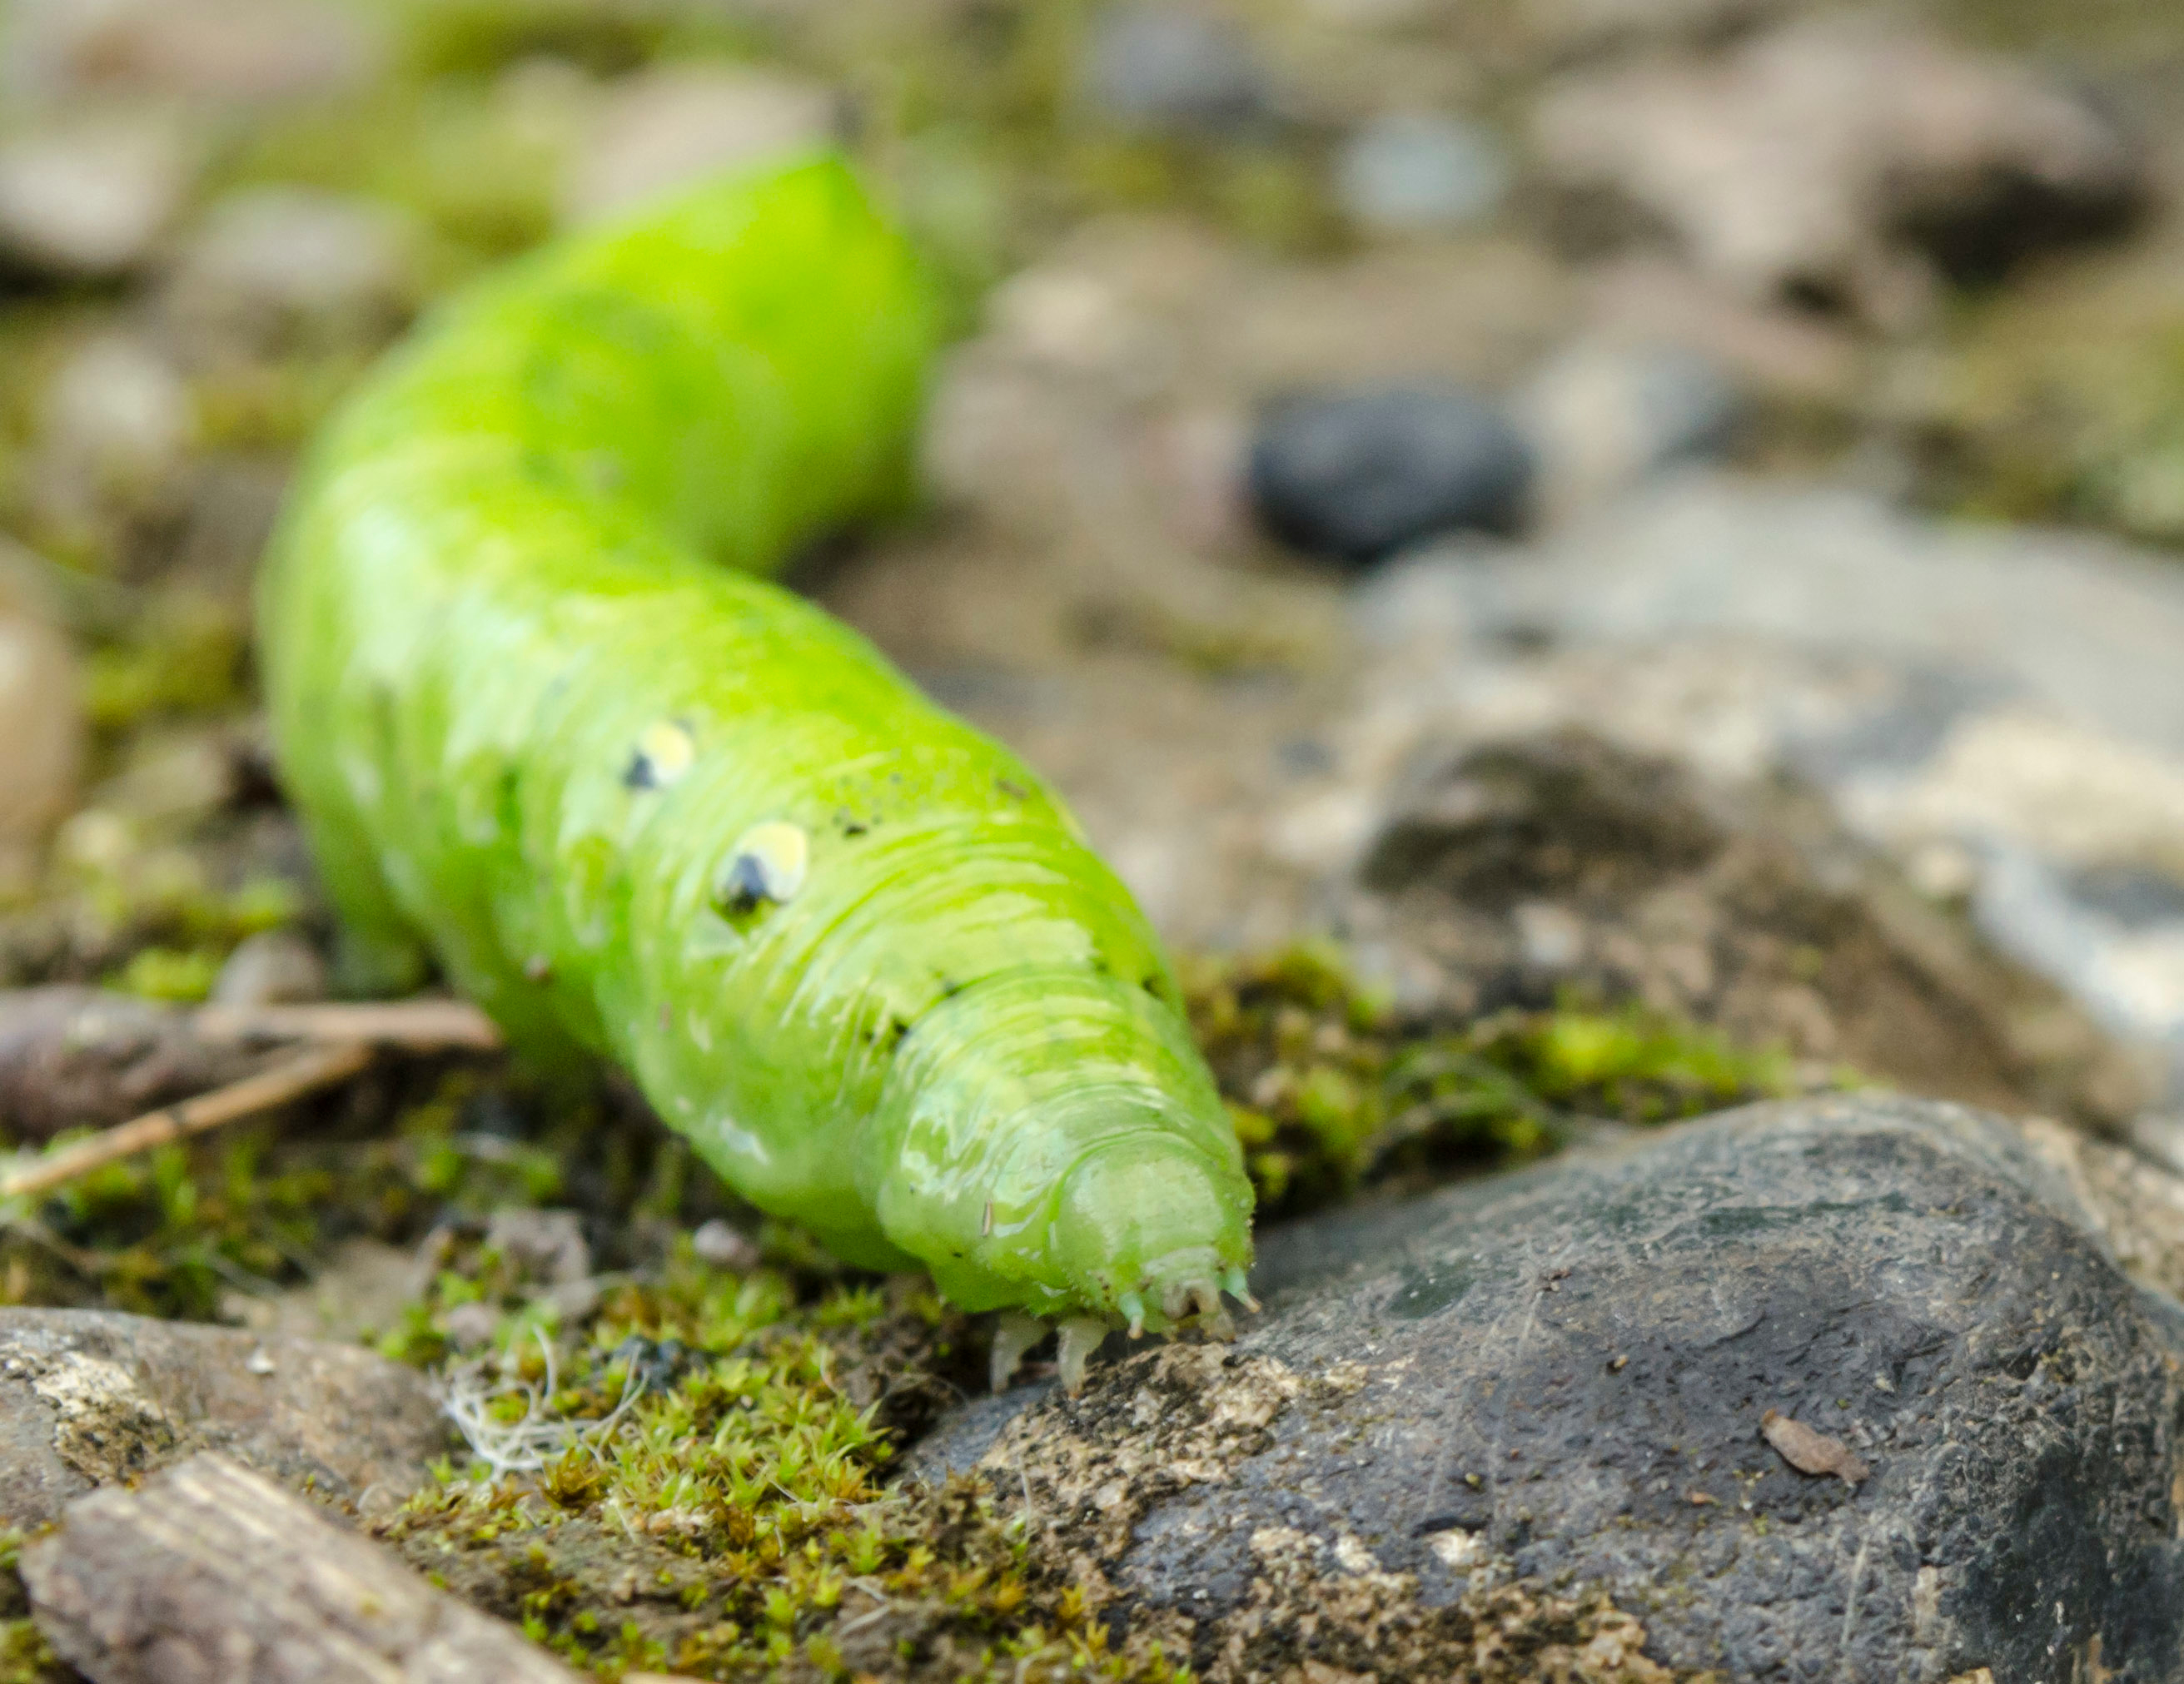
[259,156,1255,1389]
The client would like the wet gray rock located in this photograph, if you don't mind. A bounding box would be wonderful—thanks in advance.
[0,1307,450,1528]
[918,1097,2184,1682]
[1083,7,1274,137]
[1336,112,1508,236]
[1250,386,1533,563]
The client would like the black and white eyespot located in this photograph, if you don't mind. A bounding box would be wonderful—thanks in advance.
[713,821,809,915]
[623,720,695,790]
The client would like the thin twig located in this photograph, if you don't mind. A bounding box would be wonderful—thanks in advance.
[0,1042,375,1200]
[192,1000,504,1052]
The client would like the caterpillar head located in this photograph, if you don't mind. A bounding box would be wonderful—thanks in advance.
[993,1135,1256,1394]
[868,966,1256,1391]
[1051,1136,1256,1339]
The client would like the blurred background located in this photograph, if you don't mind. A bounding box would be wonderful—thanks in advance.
[5,0,2184,1289]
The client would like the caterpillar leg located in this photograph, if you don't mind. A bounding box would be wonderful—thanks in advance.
[989,1311,1047,1394]
[1056,1317,1109,1395]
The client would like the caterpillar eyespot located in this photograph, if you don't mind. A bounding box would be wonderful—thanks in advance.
[258,155,1256,1388]
[714,821,808,913]
[624,720,696,790]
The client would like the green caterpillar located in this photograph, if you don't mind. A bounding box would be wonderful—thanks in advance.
[259,156,1255,1390]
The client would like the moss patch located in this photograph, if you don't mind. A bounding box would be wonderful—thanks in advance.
[370,1240,1195,1680]
[1183,944,1793,1218]
[0,1533,62,1684]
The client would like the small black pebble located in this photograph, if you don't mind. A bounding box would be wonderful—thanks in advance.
[1249,385,1534,564]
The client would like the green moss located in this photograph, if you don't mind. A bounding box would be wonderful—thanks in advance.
[373,1243,1188,1681]
[382,0,756,80]
[192,354,384,454]
[0,1532,62,1684]
[1183,944,1795,1216]
[1923,254,2184,547]
[82,596,251,733]
[216,79,564,271]
[50,840,306,992]
[108,944,226,1002]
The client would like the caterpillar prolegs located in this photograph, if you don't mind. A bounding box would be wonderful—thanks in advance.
[259,156,1256,1390]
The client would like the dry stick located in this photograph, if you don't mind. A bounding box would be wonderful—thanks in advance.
[192,998,505,1051]
[0,1041,375,1201]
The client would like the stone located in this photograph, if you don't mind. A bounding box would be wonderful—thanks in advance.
[2,0,382,107]
[30,333,196,533]
[1515,337,1745,521]
[1579,254,1862,410]
[0,584,83,897]
[211,930,330,1007]
[162,187,417,352]
[1339,730,2130,1123]
[1249,385,1533,563]
[916,1096,2184,1681]
[1533,15,2140,327]
[1334,112,1508,236]
[1520,0,1783,53]
[562,64,839,226]
[1082,7,1274,137]
[226,1238,421,1347]
[689,1218,759,1272]
[0,112,197,279]
[1343,473,2184,1104]
[0,1306,450,1528]
[485,1208,591,1289]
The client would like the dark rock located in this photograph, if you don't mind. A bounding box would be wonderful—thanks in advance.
[1249,386,1533,564]
[1082,7,1273,137]
[1357,731,1719,903]
[0,1307,450,1528]
[915,1097,2184,1682]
